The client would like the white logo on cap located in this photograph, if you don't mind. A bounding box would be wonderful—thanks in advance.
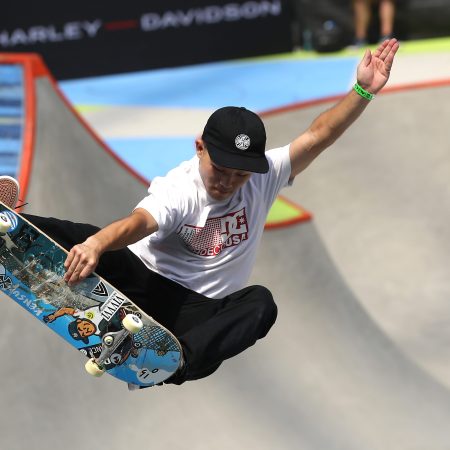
[235,134,250,151]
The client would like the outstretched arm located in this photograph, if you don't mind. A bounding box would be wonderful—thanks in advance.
[63,208,158,285]
[289,38,399,178]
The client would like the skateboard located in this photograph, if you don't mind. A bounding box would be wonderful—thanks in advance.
[0,202,182,387]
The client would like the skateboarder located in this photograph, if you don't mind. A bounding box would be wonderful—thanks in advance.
[0,39,399,385]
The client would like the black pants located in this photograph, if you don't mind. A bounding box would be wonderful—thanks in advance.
[24,215,278,384]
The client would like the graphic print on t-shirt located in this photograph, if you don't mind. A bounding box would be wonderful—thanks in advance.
[178,208,248,257]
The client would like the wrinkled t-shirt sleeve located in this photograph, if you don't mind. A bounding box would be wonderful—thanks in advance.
[257,144,292,206]
[133,177,184,238]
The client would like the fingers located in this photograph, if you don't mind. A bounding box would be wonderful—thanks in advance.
[64,244,98,286]
[384,39,400,70]
[376,39,399,76]
[362,48,372,67]
[375,38,399,61]
[373,39,389,58]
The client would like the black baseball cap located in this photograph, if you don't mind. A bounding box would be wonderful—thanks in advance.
[202,106,269,174]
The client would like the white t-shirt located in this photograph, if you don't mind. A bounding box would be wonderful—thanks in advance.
[128,144,292,298]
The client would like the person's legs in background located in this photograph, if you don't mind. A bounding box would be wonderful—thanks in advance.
[352,0,372,46]
[379,0,395,41]
[352,0,395,47]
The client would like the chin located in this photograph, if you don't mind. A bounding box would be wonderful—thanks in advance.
[210,189,232,200]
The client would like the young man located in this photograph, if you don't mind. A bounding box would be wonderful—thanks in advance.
[0,39,399,385]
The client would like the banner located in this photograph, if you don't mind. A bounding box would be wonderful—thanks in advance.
[1,1,292,79]
[2,1,449,79]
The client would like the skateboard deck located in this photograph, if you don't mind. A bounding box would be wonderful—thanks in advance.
[0,202,182,387]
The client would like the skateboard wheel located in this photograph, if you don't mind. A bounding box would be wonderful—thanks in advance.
[0,213,12,233]
[122,314,143,334]
[85,358,106,377]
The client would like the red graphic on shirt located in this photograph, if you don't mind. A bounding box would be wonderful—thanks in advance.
[178,208,248,257]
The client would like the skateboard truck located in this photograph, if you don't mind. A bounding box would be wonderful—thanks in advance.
[85,314,143,377]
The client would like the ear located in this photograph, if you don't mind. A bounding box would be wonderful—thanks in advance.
[195,138,206,158]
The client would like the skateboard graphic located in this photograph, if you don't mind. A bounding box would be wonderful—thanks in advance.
[0,202,182,387]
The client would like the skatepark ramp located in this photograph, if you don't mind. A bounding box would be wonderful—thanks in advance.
[0,53,148,226]
[2,52,450,449]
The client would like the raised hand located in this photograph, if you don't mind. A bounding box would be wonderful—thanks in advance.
[356,38,399,94]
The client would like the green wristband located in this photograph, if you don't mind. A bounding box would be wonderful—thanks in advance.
[353,82,375,100]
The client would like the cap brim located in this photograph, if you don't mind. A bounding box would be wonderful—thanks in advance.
[207,144,269,174]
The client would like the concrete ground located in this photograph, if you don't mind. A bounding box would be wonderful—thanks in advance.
[1,42,450,449]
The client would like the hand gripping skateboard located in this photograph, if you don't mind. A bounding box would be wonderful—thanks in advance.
[0,202,182,387]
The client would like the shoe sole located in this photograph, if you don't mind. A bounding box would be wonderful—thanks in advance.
[0,176,20,209]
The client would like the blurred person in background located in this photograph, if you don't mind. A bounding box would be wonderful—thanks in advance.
[352,0,396,47]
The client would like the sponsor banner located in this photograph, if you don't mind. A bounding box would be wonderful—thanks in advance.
[1,1,292,80]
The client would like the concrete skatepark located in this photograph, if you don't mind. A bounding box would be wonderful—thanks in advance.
[1,48,450,449]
